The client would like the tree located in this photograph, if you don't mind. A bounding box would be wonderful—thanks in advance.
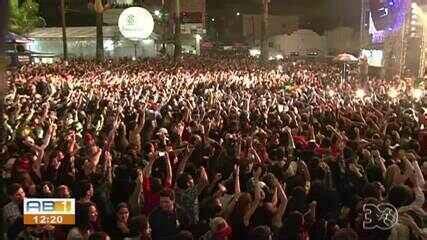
[174,0,181,61]
[61,0,68,60]
[9,0,45,35]
[89,0,110,62]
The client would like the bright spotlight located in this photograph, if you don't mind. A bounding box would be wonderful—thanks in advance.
[236,12,241,16]
[211,18,215,22]
[413,88,424,100]
[355,89,366,98]
[249,48,261,56]
[388,88,399,98]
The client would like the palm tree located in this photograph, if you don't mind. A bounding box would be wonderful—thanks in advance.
[260,0,269,61]
[9,0,45,35]
[174,0,181,61]
[91,0,110,62]
[61,0,68,60]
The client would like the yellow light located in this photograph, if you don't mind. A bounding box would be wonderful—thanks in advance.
[413,88,424,100]
[388,87,398,98]
[355,89,366,98]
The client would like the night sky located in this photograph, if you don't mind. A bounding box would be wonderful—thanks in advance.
[207,0,361,29]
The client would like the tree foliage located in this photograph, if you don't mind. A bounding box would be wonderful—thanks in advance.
[9,0,45,35]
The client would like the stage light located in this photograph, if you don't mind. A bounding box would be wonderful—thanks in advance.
[355,89,366,98]
[104,39,114,51]
[211,18,215,22]
[413,88,424,100]
[249,49,261,56]
[236,12,240,16]
[275,54,284,60]
[388,87,398,98]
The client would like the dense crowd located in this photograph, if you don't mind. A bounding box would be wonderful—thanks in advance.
[0,56,426,240]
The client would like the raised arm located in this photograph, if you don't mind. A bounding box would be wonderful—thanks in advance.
[195,167,209,195]
[176,146,194,176]
[129,169,145,214]
[165,152,173,187]
[244,173,261,226]
[272,180,288,228]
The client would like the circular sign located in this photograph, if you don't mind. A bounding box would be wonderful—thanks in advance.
[118,7,154,41]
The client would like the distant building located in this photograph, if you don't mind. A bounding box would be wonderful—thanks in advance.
[27,27,158,58]
[242,14,299,44]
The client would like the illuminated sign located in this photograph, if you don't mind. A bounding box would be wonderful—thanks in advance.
[118,7,154,41]
[24,198,75,225]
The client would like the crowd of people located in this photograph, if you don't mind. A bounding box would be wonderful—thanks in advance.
[0,55,426,240]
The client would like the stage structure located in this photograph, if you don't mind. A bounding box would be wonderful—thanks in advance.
[361,0,426,78]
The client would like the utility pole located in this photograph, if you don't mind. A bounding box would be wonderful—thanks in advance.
[260,0,269,61]
[61,0,68,60]
[174,0,181,61]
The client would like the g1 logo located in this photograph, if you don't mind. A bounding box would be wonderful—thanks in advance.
[363,203,398,230]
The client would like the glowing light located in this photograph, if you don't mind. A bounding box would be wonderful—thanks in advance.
[211,18,215,22]
[236,12,240,16]
[104,39,114,51]
[118,7,154,40]
[275,54,284,60]
[413,88,424,100]
[355,89,366,98]
[249,49,261,56]
[154,10,161,17]
[388,87,398,98]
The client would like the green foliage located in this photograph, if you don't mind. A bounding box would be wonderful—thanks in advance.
[9,0,45,34]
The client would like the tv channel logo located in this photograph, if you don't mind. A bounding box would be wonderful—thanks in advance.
[24,198,75,225]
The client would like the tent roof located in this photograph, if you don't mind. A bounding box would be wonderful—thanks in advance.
[28,26,158,40]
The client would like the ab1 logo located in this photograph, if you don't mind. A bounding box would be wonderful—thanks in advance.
[24,198,75,214]
[24,198,75,225]
[363,203,398,230]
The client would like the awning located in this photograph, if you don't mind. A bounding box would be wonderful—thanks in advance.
[28,26,159,40]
